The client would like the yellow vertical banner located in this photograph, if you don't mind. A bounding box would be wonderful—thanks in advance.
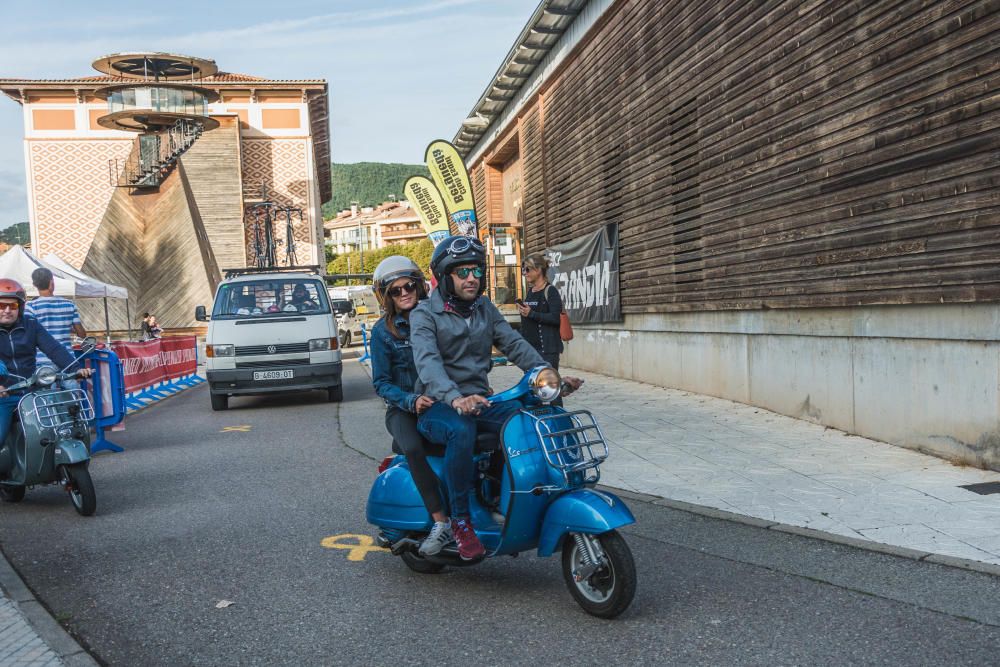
[403,175,450,246]
[425,140,478,237]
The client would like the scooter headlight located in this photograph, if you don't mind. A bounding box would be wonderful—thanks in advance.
[531,367,562,403]
[35,366,57,386]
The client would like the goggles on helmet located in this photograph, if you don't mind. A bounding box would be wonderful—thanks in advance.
[445,236,484,256]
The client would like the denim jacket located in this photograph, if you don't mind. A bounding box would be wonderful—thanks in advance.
[370,314,420,412]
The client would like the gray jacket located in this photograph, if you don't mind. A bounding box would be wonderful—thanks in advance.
[410,291,548,405]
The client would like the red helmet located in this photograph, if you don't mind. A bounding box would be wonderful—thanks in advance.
[0,279,26,310]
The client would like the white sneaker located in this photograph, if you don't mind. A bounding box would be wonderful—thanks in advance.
[419,521,453,556]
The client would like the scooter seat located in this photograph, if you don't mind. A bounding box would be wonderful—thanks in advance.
[390,432,500,458]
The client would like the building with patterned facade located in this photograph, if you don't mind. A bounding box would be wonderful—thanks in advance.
[0,59,331,329]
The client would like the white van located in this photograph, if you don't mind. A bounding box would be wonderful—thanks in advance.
[196,268,343,411]
[327,285,382,346]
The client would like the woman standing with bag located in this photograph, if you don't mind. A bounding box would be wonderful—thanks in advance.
[517,253,564,370]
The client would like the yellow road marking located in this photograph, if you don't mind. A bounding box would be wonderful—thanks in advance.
[321,534,390,561]
[221,425,252,432]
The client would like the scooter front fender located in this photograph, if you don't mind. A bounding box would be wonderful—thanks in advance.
[537,489,635,557]
[53,439,90,466]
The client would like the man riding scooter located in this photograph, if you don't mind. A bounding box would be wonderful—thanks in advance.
[410,235,583,560]
[0,279,92,445]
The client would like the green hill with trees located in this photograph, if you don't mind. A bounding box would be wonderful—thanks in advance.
[322,162,429,219]
[0,222,30,246]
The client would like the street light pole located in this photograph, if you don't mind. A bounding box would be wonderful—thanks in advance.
[357,219,364,280]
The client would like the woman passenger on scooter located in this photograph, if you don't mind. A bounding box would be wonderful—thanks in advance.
[369,257,452,556]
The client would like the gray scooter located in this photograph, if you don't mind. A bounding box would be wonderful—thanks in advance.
[0,337,98,515]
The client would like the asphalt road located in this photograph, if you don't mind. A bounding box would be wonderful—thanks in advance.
[2,355,1000,666]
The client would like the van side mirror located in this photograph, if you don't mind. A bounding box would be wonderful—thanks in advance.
[350,309,357,318]
[195,305,208,322]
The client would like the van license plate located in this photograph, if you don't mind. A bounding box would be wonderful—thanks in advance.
[253,370,293,381]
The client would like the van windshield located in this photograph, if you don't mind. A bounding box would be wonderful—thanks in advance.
[212,279,331,320]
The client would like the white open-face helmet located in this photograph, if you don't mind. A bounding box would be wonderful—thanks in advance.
[373,256,425,306]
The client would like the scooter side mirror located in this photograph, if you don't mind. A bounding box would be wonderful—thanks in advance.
[80,336,98,353]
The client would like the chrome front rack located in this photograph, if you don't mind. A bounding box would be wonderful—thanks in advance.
[526,408,610,485]
[31,390,95,429]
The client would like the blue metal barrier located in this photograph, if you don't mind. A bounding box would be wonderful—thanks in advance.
[358,322,371,363]
[82,348,126,454]
[124,374,204,412]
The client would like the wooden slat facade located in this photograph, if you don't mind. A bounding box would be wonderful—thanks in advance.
[471,0,1000,312]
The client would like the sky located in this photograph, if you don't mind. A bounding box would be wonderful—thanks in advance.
[0,0,542,225]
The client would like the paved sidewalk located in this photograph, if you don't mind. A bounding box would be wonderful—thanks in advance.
[0,544,97,667]
[0,596,63,667]
[484,363,1000,571]
[363,352,1000,572]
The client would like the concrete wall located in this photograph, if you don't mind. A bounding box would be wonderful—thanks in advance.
[562,304,1000,470]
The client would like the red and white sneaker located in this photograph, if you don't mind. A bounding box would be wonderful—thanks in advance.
[451,516,486,561]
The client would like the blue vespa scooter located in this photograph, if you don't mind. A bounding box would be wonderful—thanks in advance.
[367,367,637,618]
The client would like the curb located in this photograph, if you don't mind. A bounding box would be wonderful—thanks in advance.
[604,486,1000,578]
[359,357,1000,578]
[0,546,100,666]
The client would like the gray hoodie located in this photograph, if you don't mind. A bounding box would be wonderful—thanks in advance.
[410,291,547,405]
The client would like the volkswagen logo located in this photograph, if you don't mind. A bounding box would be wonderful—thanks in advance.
[267,345,277,354]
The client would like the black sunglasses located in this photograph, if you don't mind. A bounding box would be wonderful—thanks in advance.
[453,266,484,279]
[387,281,418,298]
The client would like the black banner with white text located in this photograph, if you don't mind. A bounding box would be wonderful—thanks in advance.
[545,223,621,324]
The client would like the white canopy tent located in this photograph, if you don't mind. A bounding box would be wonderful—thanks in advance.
[0,245,130,338]
[44,254,129,299]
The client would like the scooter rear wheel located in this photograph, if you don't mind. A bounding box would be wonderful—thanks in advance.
[401,551,445,574]
[60,464,96,517]
[562,530,636,619]
[0,485,25,502]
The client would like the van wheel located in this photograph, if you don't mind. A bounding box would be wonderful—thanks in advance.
[327,386,343,403]
[211,394,228,411]
[341,331,351,348]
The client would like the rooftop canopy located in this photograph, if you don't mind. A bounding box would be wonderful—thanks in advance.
[91,52,218,81]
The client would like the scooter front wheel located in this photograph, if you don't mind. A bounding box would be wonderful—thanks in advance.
[562,530,636,619]
[60,464,96,516]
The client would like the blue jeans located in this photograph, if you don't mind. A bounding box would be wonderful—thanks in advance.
[0,396,19,475]
[417,399,521,517]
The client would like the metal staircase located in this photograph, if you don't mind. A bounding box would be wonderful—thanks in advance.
[108,118,205,188]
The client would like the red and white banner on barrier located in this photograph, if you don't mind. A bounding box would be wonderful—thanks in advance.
[110,336,198,393]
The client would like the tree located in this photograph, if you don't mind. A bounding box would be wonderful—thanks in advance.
[326,239,434,285]
[0,222,30,246]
